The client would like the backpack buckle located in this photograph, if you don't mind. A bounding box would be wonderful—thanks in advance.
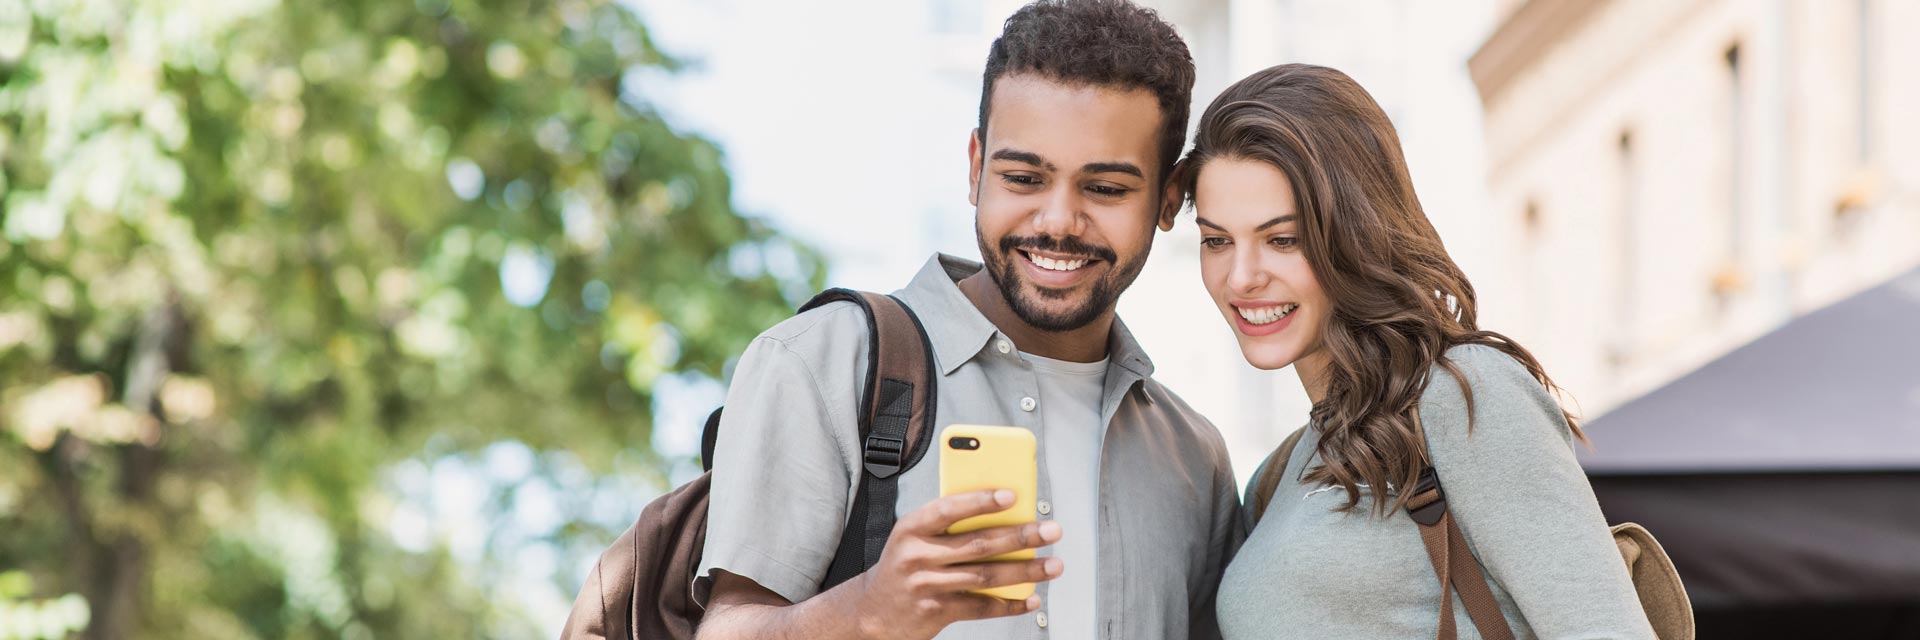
[1406,467,1447,526]
[863,435,906,478]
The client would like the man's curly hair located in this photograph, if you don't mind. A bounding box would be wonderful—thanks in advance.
[979,0,1195,183]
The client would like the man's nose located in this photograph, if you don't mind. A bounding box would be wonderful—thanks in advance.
[1032,185,1085,238]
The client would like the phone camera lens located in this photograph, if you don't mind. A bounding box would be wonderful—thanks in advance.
[949,437,980,450]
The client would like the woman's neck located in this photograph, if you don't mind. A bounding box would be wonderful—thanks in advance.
[1293,349,1332,405]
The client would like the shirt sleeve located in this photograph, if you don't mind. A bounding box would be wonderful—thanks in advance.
[1422,345,1657,639]
[1190,421,1244,640]
[694,329,862,606]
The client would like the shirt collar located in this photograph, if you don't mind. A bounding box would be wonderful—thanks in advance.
[892,253,1156,381]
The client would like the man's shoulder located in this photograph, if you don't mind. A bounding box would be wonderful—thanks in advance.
[751,299,872,355]
[1130,378,1232,463]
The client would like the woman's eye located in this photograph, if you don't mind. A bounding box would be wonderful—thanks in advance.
[1270,236,1298,249]
[1201,237,1229,249]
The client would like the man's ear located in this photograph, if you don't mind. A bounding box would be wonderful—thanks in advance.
[967,129,984,207]
[1157,179,1181,231]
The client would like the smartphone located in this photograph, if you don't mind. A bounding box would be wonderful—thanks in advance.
[938,424,1040,600]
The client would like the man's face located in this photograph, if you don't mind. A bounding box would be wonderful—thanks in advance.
[968,73,1175,332]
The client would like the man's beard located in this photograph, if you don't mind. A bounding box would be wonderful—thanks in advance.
[977,230,1151,333]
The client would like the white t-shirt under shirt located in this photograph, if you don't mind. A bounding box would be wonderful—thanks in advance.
[1023,351,1108,639]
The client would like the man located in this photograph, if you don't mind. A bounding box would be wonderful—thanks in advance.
[695,1,1239,638]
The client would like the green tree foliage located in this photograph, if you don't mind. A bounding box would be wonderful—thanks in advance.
[0,0,823,636]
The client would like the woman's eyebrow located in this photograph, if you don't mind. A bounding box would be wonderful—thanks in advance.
[1255,215,1298,231]
[1195,215,1296,232]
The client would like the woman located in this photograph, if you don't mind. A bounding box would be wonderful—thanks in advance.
[1175,64,1655,638]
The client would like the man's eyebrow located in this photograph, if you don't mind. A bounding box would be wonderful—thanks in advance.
[990,149,1056,172]
[1082,161,1144,179]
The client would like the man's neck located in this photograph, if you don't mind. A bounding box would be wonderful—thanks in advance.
[958,270,1113,363]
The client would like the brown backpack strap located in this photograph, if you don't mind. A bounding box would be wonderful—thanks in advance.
[1406,467,1515,640]
[799,289,938,590]
[1249,426,1310,526]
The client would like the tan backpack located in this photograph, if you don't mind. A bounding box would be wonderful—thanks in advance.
[1249,426,1694,640]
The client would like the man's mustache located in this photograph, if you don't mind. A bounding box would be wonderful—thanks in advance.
[1000,235,1118,264]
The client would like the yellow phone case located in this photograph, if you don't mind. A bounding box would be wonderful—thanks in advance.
[938,424,1039,601]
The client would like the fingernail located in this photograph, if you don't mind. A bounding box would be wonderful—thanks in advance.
[994,489,1015,506]
[1026,596,1041,611]
[1045,558,1064,577]
[1039,521,1062,540]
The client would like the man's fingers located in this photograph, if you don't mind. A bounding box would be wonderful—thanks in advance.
[920,557,1062,593]
[898,489,1016,535]
[928,520,1062,564]
[942,592,1043,622]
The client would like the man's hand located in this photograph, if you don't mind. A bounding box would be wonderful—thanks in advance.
[700,489,1063,640]
[847,488,1063,638]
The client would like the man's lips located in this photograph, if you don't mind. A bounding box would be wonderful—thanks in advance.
[1016,249,1102,287]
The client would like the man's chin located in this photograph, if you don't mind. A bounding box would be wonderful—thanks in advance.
[1008,287,1107,332]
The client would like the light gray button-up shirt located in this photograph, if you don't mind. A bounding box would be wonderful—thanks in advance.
[696,254,1242,640]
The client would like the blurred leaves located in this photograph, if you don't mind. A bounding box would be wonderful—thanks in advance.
[0,571,90,640]
[0,0,823,637]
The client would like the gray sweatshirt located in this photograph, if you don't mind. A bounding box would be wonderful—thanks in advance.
[1216,344,1656,639]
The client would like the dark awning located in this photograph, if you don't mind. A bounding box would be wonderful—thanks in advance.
[1573,266,1920,638]
[1580,265,1920,474]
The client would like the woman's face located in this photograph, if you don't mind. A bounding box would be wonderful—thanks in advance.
[1194,158,1332,372]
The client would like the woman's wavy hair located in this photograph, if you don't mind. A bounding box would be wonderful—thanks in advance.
[1172,64,1583,516]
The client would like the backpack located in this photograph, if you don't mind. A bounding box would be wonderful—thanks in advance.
[558,289,939,640]
[1249,425,1694,640]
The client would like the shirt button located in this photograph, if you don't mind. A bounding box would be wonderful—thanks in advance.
[1020,396,1037,412]
[1036,611,1049,628]
[1037,500,1052,515]
[996,339,1012,354]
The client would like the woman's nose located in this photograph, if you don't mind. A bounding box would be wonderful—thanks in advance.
[1226,246,1267,293]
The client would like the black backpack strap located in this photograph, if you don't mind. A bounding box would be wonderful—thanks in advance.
[796,289,938,590]
[699,408,723,473]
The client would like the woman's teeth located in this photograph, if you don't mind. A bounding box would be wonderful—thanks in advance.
[1237,303,1298,325]
[1028,253,1090,272]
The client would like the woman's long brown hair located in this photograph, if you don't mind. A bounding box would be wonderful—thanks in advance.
[1173,63,1584,516]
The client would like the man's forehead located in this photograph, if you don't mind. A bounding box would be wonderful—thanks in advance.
[984,73,1163,169]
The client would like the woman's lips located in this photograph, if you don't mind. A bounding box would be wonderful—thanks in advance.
[1231,303,1297,338]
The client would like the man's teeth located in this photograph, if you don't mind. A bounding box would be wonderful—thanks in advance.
[1028,253,1090,272]
[1237,304,1299,325]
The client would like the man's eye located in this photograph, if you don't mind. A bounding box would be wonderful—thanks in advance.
[1002,174,1041,186]
[1087,185,1130,197]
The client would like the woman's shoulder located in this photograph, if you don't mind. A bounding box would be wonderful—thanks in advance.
[1419,342,1570,443]
[1423,343,1544,402]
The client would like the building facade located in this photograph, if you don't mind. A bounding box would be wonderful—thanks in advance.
[1470,0,1920,414]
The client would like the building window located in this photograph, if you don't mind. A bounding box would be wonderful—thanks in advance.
[1523,199,1548,338]
[1612,131,1636,366]
[1712,42,1747,309]
[1856,0,1874,162]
